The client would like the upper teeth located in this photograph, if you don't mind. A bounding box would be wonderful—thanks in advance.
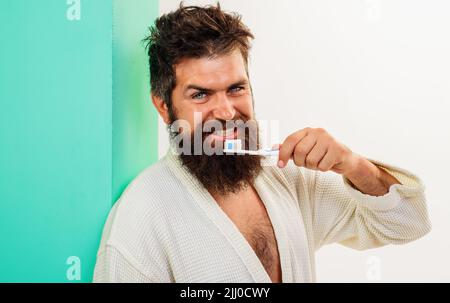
[214,128,234,136]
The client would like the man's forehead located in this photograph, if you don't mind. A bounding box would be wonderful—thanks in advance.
[175,51,248,91]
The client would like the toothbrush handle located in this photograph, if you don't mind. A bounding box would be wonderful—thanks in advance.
[223,149,279,156]
[260,149,279,156]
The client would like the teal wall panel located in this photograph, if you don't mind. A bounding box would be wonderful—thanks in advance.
[0,0,158,282]
[113,0,159,202]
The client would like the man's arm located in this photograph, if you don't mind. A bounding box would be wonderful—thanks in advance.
[276,127,431,251]
[93,245,157,283]
[295,161,432,251]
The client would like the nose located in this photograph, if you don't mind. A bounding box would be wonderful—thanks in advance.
[212,93,236,120]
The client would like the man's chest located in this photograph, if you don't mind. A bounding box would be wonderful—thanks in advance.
[218,191,282,283]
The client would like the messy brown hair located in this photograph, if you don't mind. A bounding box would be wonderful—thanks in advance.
[143,3,254,121]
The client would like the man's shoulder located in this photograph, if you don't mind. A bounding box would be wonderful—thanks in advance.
[122,159,173,196]
[113,157,183,215]
[96,158,182,255]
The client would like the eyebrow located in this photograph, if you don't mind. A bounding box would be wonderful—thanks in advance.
[184,79,249,94]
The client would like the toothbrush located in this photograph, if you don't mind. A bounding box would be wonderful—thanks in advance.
[223,139,279,156]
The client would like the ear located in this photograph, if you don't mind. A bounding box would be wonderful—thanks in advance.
[151,94,171,125]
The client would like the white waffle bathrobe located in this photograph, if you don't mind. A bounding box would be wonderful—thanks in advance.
[93,149,431,282]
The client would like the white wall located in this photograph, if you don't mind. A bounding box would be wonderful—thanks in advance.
[159,0,450,282]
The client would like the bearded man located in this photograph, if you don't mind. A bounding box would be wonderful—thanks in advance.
[93,4,431,283]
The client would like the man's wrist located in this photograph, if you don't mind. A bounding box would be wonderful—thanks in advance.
[344,155,400,196]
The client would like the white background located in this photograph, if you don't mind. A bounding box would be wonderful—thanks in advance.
[158,0,450,282]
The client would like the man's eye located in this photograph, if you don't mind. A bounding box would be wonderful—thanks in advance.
[229,86,244,93]
[192,92,207,100]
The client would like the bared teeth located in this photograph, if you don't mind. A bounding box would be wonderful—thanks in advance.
[215,128,235,136]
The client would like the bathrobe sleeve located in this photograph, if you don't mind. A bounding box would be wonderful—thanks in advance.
[297,158,432,251]
[93,245,156,283]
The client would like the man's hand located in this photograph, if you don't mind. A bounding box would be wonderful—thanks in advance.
[276,127,401,196]
[277,127,357,174]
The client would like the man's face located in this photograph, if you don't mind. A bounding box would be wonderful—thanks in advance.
[153,49,262,196]
[170,49,255,144]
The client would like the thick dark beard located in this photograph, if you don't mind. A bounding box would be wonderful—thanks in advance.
[178,153,263,196]
[169,117,263,197]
